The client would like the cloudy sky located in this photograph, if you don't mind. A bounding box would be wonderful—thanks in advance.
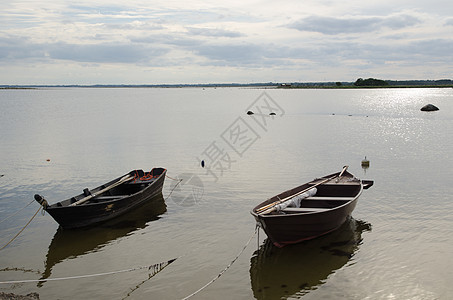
[1,0,452,84]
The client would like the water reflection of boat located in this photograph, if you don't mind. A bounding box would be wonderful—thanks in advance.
[250,217,371,300]
[39,193,166,285]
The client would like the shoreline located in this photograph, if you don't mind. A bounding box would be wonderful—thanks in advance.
[1,82,453,90]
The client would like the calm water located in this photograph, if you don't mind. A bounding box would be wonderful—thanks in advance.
[0,87,452,299]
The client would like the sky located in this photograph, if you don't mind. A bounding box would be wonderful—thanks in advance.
[1,0,452,85]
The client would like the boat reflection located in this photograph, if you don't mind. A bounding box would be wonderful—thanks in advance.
[250,217,371,299]
[39,193,166,285]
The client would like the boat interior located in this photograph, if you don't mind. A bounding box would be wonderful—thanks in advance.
[53,169,165,207]
[282,183,361,214]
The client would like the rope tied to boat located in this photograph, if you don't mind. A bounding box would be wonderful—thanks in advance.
[164,174,183,200]
[2,214,257,298]
[121,258,178,300]
[0,257,179,285]
[0,199,35,225]
[0,205,43,251]
[165,174,181,181]
[181,227,257,300]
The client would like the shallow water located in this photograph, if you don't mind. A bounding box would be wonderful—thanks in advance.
[1,87,452,299]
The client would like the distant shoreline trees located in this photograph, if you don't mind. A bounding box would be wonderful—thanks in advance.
[354,78,389,87]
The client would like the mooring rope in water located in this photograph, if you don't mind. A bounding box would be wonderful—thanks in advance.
[181,228,257,300]
[0,205,43,251]
[164,174,183,200]
[0,199,35,224]
[165,174,181,181]
[121,258,177,300]
[0,257,179,285]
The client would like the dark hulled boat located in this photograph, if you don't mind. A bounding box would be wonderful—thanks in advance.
[35,168,166,229]
[251,167,373,247]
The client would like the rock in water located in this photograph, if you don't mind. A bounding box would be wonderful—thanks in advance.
[0,292,39,300]
[420,104,439,111]
[247,110,254,115]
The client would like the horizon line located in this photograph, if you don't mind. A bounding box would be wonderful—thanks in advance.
[1,78,453,88]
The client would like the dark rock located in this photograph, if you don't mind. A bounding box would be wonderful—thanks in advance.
[420,104,439,111]
[0,292,39,300]
[247,110,254,115]
[269,112,276,115]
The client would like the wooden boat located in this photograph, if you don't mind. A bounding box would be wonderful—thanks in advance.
[35,168,166,229]
[251,166,373,247]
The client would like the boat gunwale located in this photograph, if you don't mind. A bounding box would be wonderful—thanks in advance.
[250,171,363,218]
[46,169,167,210]
[265,184,363,217]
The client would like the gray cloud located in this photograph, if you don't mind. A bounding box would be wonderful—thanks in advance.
[105,22,164,31]
[383,14,421,29]
[0,37,46,61]
[193,44,264,66]
[403,38,453,58]
[186,27,244,38]
[191,37,453,68]
[48,43,167,63]
[289,14,421,35]
[2,32,451,71]
[130,34,201,47]
[1,1,451,83]
[0,36,168,64]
